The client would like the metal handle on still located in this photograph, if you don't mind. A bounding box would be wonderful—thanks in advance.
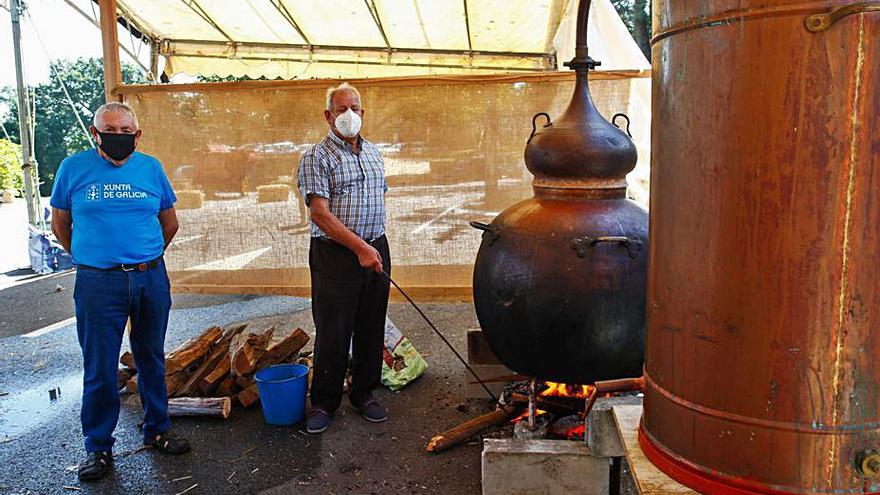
[527,112,553,144]
[569,235,643,259]
[469,221,500,246]
[805,2,880,32]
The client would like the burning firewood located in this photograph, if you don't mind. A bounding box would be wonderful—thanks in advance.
[509,393,583,416]
[427,405,522,454]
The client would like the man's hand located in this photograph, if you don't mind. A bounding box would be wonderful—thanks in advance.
[308,196,384,273]
[356,243,383,273]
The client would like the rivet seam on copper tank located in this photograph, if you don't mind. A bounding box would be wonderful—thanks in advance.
[828,15,866,487]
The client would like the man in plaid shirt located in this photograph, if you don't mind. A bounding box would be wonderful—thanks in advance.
[297,82,391,434]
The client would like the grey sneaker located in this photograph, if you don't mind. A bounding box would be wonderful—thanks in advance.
[353,397,388,423]
[306,409,331,434]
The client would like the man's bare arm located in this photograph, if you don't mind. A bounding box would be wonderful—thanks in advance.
[158,207,179,249]
[308,196,383,273]
[51,208,73,253]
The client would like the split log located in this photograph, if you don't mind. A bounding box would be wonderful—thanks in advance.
[214,375,239,397]
[236,383,260,408]
[172,324,248,398]
[120,352,137,371]
[125,375,139,394]
[168,397,232,419]
[200,359,231,395]
[427,405,522,454]
[227,328,310,393]
[166,371,190,398]
[234,374,253,390]
[254,328,310,372]
[230,327,275,378]
[173,346,228,398]
[165,326,224,374]
[117,368,135,390]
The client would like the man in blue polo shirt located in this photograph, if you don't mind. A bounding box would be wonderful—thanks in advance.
[51,102,190,482]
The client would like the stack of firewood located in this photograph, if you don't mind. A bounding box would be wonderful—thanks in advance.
[119,324,310,419]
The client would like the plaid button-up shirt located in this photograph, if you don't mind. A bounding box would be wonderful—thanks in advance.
[297,131,388,240]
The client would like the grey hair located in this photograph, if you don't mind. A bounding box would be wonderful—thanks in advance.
[325,82,362,111]
[93,102,139,129]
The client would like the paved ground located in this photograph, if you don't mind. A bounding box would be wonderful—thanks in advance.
[0,289,490,495]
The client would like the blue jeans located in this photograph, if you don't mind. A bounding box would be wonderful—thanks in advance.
[74,261,172,452]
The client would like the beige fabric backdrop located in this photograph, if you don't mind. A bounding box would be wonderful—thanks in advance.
[124,73,649,300]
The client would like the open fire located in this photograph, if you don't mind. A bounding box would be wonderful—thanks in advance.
[509,381,595,441]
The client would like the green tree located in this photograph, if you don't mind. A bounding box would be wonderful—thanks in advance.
[0,139,24,193]
[0,57,146,195]
[610,0,652,60]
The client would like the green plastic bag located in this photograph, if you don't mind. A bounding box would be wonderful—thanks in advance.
[381,318,428,391]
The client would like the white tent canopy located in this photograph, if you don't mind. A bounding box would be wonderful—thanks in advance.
[114,0,649,79]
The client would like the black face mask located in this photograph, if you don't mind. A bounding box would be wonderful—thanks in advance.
[97,132,136,161]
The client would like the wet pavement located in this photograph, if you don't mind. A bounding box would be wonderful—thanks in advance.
[0,291,488,494]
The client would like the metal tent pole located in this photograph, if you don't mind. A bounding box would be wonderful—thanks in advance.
[10,0,44,230]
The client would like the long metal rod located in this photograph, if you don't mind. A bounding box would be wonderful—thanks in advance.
[62,0,150,74]
[25,10,94,148]
[180,0,234,42]
[463,0,473,52]
[166,38,552,60]
[365,0,391,50]
[170,52,548,73]
[383,272,499,403]
[528,377,537,430]
[10,0,42,229]
[270,0,311,47]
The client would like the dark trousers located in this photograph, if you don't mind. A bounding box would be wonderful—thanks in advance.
[74,261,172,452]
[309,235,391,413]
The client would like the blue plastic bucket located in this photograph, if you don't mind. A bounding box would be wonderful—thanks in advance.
[254,364,309,426]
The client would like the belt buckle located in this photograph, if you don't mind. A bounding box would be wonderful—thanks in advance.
[121,264,135,272]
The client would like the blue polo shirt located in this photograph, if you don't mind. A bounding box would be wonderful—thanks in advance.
[50,149,177,269]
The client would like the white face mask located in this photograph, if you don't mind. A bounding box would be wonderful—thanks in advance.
[334,108,362,138]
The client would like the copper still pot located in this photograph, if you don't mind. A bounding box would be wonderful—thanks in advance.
[640,1,880,493]
[471,0,649,385]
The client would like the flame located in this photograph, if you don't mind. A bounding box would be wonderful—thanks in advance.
[565,423,586,440]
[539,382,594,399]
[511,409,548,423]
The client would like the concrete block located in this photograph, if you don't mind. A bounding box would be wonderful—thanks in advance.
[482,439,610,495]
[467,327,502,364]
[465,363,513,399]
[588,396,641,458]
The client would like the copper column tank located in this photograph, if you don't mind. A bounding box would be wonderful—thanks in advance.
[640,1,879,494]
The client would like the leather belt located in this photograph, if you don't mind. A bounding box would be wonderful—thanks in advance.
[316,235,385,247]
[78,256,163,273]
